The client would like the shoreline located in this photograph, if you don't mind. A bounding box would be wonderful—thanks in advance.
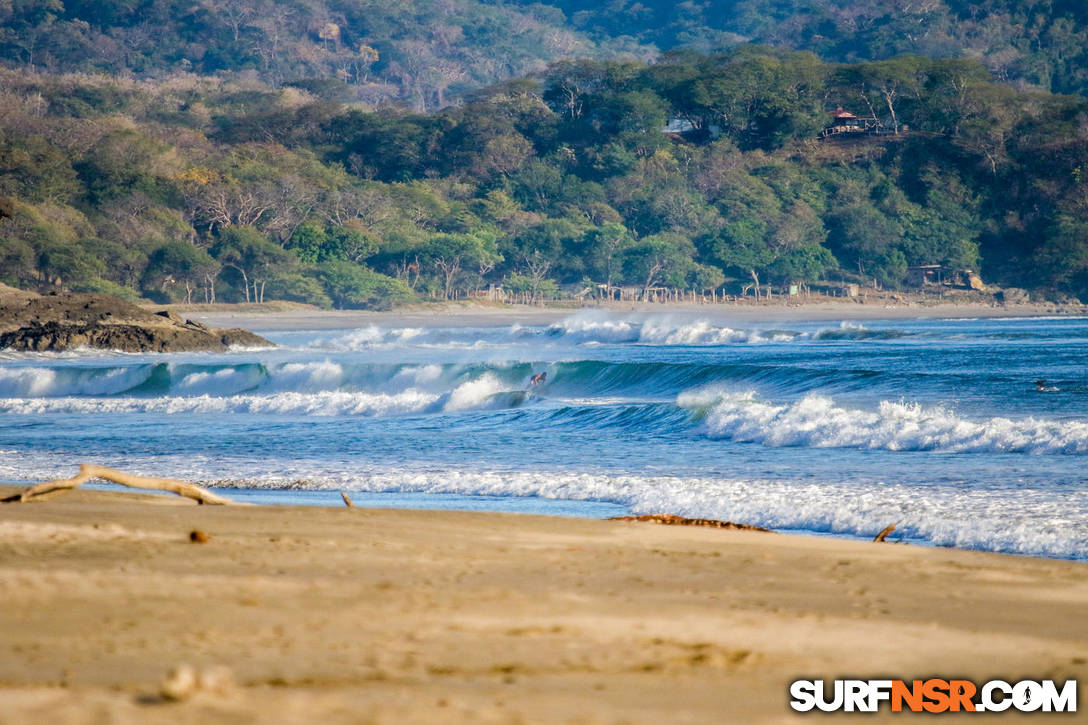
[2,481,1073,562]
[0,486,1084,723]
[173,299,1088,331]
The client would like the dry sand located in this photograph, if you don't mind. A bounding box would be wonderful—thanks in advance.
[182,299,1088,332]
[0,487,1084,723]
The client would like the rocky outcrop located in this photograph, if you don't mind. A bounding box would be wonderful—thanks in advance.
[995,287,1031,305]
[0,291,272,353]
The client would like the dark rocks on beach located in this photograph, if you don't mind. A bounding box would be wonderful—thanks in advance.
[995,287,1031,305]
[0,290,272,353]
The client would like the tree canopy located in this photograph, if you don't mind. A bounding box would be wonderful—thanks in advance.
[3,44,1088,306]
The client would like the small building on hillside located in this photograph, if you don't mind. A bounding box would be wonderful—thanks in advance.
[907,264,944,287]
[907,265,986,290]
[820,107,886,138]
[809,281,861,298]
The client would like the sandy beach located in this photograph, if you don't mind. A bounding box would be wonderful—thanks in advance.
[0,487,1084,723]
[177,299,1088,331]
[3,302,1086,722]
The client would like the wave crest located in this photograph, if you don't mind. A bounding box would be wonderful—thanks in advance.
[682,389,1088,454]
[547,312,795,345]
[0,369,531,418]
[3,448,1079,558]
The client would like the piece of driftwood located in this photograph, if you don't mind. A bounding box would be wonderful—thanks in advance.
[2,464,238,505]
[610,513,773,533]
[873,523,896,543]
[340,491,355,508]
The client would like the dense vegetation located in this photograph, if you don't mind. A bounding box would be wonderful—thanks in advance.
[3,45,1088,306]
[0,0,636,111]
[7,1,1088,104]
[521,1,1088,97]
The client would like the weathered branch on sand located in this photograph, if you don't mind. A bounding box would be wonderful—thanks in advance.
[610,513,772,533]
[2,464,239,505]
[873,523,896,543]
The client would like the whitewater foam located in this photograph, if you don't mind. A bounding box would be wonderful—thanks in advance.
[0,367,530,417]
[681,388,1088,454]
[4,315,1087,561]
[307,325,436,351]
[285,313,923,352]
[0,389,441,417]
[394,364,443,385]
[177,366,265,395]
[638,319,793,345]
[300,313,813,352]
[0,365,154,397]
[265,360,345,391]
[0,450,1080,558]
[548,312,796,346]
[443,373,509,412]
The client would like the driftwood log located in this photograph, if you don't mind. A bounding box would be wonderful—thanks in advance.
[610,513,772,533]
[2,464,239,505]
[873,523,897,543]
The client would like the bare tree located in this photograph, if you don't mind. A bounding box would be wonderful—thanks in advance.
[209,0,259,42]
[394,256,422,291]
[521,251,553,304]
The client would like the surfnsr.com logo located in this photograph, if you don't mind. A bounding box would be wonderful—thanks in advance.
[789,679,1077,713]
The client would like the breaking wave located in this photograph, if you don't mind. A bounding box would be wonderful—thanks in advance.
[4,353,1088,456]
[5,314,1088,562]
[545,315,796,345]
[299,314,915,351]
[0,449,1081,558]
[0,365,155,397]
[0,372,528,418]
[0,357,865,403]
[682,389,1088,454]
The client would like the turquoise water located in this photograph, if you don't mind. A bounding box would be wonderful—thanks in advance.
[2,311,1086,559]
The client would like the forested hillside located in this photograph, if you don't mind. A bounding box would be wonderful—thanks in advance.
[3,47,1088,307]
[525,1,1088,96]
[7,1,1088,106]
[0,0,638,111]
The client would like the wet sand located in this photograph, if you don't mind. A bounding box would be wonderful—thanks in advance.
[0,487,1084,723]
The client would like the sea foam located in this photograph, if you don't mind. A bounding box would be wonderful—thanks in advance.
[0,450,1080,559]
[0,365,154,397]
[682,388,1088,454]
[0,371,526,418]
[548,312,794,345]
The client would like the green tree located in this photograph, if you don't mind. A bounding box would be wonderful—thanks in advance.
[315,260,414,310]
[287,222,377,264]
[420,232,501,299]
[142,241,219,304]
[1032,214,1088,297]
[766,246,838,285]
[264,273,334,308]
[211,226,296,303]
[688,263,725,293]
[585,222,634,296]
[36,241,105,288]
[623,233,697,299]
[505,271,560,303]
[0,236,35,286]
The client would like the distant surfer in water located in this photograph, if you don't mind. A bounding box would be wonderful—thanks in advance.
[529,372,547,387]
[1035,379,1058,391]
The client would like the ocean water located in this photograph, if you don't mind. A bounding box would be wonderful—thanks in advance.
[1,310,1086,560]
